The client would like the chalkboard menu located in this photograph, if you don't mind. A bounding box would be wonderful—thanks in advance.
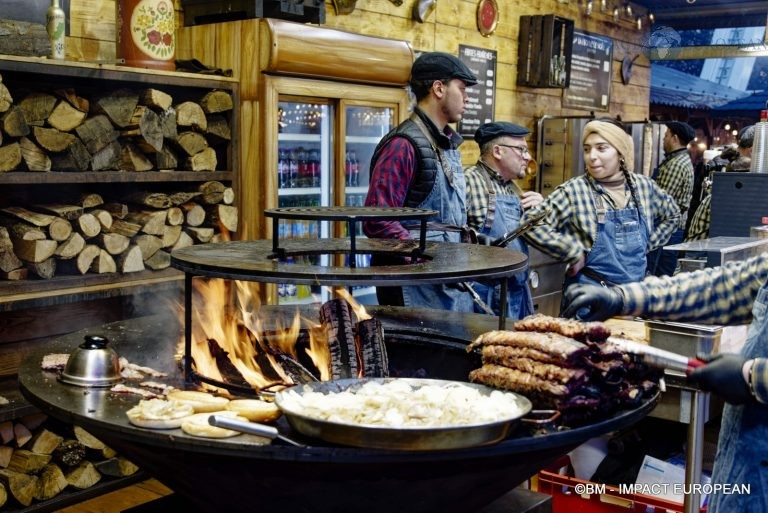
[457,45,497,137]
[562,31,613,111]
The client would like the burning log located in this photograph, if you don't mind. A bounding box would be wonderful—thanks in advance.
[320,298,360,380]
[356,318,389,377]
[206,338,251,389]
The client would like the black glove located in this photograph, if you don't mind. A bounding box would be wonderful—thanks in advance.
[687,354,751,405]
[475,234,493,246]
[561,284,624,321]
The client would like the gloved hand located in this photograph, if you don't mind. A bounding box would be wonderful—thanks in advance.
[475,234,493,246]
[561,284,624,321]
[687,353,751,405]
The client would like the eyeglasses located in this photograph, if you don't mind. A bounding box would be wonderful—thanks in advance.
[496,144,530,156]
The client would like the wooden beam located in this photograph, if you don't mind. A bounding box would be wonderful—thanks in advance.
[651,45,768,60]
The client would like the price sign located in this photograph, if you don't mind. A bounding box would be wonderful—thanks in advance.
[457,45,497,137]
[563,31,613,111]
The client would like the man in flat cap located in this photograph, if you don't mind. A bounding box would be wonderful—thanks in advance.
[727,124,755,172]
[464,122,543,318]
[647,120,695,276]
[363,51,478,310]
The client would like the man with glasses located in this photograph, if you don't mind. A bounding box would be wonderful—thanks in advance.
[464,122,543,318]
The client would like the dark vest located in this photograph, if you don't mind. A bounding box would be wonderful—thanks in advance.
[369,110,450,208]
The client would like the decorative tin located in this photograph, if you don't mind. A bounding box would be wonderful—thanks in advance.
[116,0,175,70]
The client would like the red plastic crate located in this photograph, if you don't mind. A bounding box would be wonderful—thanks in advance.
[537,470,707,513]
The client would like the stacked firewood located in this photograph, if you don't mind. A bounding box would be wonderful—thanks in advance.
[0,413,138,508]
[0,181,236,280]
[468,314,660,425]
[0,73,233,173]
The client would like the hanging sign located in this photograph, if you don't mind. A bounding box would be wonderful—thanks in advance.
[457,45,497,137]
[563,30,613,112]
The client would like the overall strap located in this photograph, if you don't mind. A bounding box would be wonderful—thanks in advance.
[410,113,455,186]
[479,166,498,231]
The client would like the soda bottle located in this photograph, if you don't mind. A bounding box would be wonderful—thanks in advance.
[297,147,308,187]
[278,148,289,188]
[309,148,320,187]
[289,149,299,188]
[345,151,352,186]
[350,150,359,187]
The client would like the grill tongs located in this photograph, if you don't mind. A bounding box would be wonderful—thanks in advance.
[606,337,706,373]
[488,209,548,248]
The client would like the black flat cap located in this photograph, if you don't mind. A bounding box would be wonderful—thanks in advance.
[411,52,478,86]
[474,122,531,146]
[665,121,696,145]
[738,124,755,148]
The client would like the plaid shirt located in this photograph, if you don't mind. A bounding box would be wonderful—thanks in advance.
[685,193,711,241]
[521,173,680,265]
[655,148,694,228]
[464,161,524,231]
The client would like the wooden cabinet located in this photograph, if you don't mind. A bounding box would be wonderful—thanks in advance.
[0,55,239,314]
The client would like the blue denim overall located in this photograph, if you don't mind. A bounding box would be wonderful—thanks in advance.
[402,145,474,312]
[565,190,649,288]
[470,170,533,319]
[708,284,768,512]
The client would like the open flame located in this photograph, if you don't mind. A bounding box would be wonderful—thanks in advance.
[175,280,373,391]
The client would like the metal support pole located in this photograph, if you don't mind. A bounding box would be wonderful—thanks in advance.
[683,389,708,513]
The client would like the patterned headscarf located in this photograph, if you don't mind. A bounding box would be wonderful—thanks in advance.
[582,120,634,172]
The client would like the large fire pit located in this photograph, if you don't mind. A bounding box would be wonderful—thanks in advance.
[19,309,658,513]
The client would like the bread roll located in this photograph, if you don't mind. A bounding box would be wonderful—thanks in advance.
[225,399,282,422]
[126,398,195,429]
[166,390,230,413]
[180,411,246,438]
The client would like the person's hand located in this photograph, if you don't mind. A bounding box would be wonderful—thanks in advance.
[520,191,544,210]
[687,354,752,405]
[561,284,624,321]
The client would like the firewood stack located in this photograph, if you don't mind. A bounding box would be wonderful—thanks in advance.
[468,314,661,426]
[0,181,236,280]
[0,413,138,508]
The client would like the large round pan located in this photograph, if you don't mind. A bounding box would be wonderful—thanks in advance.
[274,377,532,451]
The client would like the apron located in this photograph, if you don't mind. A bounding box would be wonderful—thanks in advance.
[708,284,768,512]
[564,190,649,289]
[470,169,533,319]
[401,145,474,312]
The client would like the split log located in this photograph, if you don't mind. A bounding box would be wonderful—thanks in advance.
[166,207,184,226]
[99,233,129,255]
[0,469,37,507]
[73,426,105,451]
[80,193,104,209]
[121,143,154,172]
[55,232,85,259]
[2,106,30,137]
[33,126,77,153]
[188,146,217,171]
[90,209,113,230]
[7,221,46,241]
[198,181,226,204]
[29,429,64,455]
[140,88,172,111]
[0,142,21,172]
[59,244,99,275]
[13,239,57,263]
[47,100,87,132]
[176,101,207,131]
[125,210,167,236]
[134,234,162,260]
[91,249,116,274]
[103,203,128,220]
[65,461,101,489]
[0,17,49,57]
[53,439,85,468]
[76,213,101,239]
[34,464,68,501]
[0,227,22,272]
[176,131,208,156]
[27,258,56,279]
[101,446,117,459]
[19,137,51,172]
[356,318,389,378]
[34,204,83,221]
[91,140,122,171]
[122,106,163,152]
[320,298,359,380]
[50,138,91,172]
[0,268,27,280]
[159,107,178,140]
[54,89,90,113]
[185,227,214,243]
[128,192,171,209]
[19,413,48,431]
[205,114,231,142]
[18,93,57,127]
[209,204,238,233]
[0,81,11,113]
[94,457,138,477]
[169,191,201,206]
[200,90,233,113]
[154,145,178,170]
[0,421,13,444]
[171,231,194,251]
[144,249,170,270]
[94,88,139,128]
[116,245,145,273]
[105,219,141,237]
[0,446,12,468]
[161,225,182,247]
[8,450,50,473]
[48,217,73,242]
[2,207,56,227]
[223,187,235,205]
[75,114,118,155]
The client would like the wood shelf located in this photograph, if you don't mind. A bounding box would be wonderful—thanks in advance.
[0,171,233,185]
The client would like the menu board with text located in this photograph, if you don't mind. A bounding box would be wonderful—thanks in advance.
[457,45,497,137]
[563,31,613,111]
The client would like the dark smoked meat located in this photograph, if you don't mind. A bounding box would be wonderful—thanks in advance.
[469,364,570,398]
[512,313,611,342]
[468,330,590,366]
[481,347,589,386]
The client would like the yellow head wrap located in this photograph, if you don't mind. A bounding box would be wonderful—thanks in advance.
[582,120,634,172]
